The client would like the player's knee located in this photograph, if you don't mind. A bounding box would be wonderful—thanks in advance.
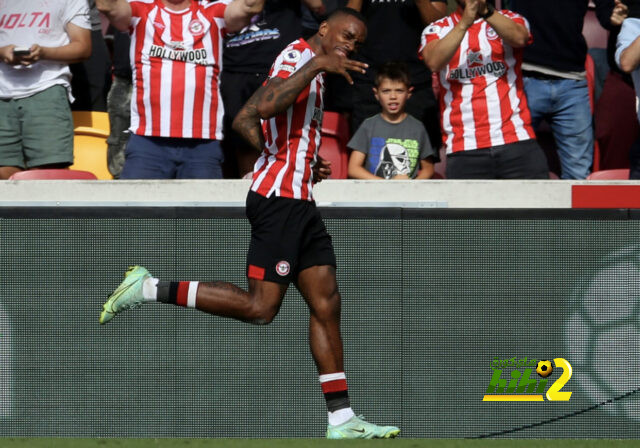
[311,290,341,320]
[246,298,280,325]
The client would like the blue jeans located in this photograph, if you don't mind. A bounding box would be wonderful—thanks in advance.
[120,134,224,179]
[524,77,593,179]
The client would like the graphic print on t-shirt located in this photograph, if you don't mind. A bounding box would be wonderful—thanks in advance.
[367,137,420,179]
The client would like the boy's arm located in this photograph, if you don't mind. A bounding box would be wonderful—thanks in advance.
[348,150,383,179]
[96,0,132,32]
[415,158,435,179]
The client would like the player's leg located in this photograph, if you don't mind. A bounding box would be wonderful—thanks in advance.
[296,265,400,439]
[99,265,288,325]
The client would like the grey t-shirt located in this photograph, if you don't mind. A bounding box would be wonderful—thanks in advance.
[347,114,436,179]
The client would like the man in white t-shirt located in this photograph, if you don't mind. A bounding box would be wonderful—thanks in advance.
[0,0,92,179]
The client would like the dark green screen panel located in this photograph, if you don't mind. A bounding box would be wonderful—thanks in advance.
[0,211,638,438]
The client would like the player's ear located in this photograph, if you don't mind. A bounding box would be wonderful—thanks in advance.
[407,85,414,99]
[318,21,329,38]
[373,86,379,100]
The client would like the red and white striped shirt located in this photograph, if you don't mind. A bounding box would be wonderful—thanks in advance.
[420,10,536,154]
[128,0,229,139]
[251,39,324,201]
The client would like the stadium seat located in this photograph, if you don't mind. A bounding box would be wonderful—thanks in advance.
[8,169,98,180]
[586,169,630,180]
[72,110,110,136]
[319,111,350,179]
[70,120,112,180]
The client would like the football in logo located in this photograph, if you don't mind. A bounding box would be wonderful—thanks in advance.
[276,261,290,276]
[536,360,553,378]
[189,19,204,35]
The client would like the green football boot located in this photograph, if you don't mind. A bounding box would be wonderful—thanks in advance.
[99,266,151,324]
[326,415,400,439]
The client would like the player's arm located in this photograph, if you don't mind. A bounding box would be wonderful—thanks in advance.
[232,84,268,153]
[254,54,367,119]
[415,0,448,26]
[481,3,529,48]
[348,150,383,179]
[619,34,640,73]
[224,0,266,34]
[415,158,435,179]
[19,22,91,66]
[96,0,132,32]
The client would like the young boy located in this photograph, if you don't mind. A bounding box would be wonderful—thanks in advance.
[347,62,437,179]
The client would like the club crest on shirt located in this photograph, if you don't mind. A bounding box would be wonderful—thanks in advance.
[276,261,290,276]
[486,26,499,40]
[189,19,205,36]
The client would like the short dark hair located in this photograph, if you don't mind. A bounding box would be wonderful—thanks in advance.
[326,6,367,26]
[374,62,411,87]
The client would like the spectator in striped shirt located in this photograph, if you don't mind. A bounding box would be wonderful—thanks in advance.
[420,0,550,179]
[97,0,266,179]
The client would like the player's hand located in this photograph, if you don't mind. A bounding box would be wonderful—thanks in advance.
[313,155,332,183]
[611,0,628,26]
[19,44,43,66]
[315,54,368,85]
[0,45,18,65]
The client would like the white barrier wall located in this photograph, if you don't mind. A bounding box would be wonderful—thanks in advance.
[1,179,636,208]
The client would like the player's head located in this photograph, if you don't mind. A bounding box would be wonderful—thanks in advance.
[316,7,367,58]
[373,62,412,119]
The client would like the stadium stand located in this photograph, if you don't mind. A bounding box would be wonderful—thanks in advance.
[70,111,112,180]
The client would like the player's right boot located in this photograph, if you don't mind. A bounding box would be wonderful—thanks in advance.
[99,265,152,325]
[326,415,400,439]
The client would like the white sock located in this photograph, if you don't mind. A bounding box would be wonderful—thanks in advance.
[328,407,355,426]
[142,277,159,302]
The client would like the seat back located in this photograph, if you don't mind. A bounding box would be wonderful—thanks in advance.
[319,111,350,179]
[71,111,110,135]
[586,169,630,180]
[70,111,112,179]
[9,169,98,180]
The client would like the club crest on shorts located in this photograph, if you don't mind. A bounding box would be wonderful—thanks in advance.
[276,260,290,276]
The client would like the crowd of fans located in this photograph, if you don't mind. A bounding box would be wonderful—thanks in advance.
[1,0,639,180]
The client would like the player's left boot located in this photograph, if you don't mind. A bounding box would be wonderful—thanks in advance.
[326,415,400,439]
[99,265,151,324]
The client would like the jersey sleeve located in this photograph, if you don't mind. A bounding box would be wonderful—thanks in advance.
[347,119,372,155]
[65,0,91,30]
[202,0,232,20]
[501,10,533,45]
[418,123,437,161]
[419,18,453,56]
[269,45,313,80]
[616,19,640,68]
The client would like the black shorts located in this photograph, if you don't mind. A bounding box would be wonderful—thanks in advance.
[245,191,337,284]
